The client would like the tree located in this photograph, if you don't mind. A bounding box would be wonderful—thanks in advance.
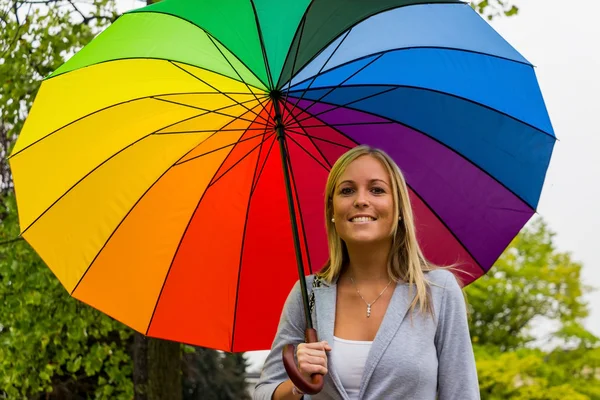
[221,353,251,400]
[0,195,134,399]
[0,1,184,398]
[182,348,250,400]
[466,218,600,399]
[471,0,519,20]
[0,0,118,193]
[0,2,133,398]
[467,218,590,350]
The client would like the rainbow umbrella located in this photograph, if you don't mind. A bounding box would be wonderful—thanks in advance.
[10,0,554,362]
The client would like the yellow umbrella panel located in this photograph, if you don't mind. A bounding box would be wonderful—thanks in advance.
[10,56,269,341]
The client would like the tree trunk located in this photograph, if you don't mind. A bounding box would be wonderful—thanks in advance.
[134,333,182,400]
[148,338,182,400]
[133,333,149,400]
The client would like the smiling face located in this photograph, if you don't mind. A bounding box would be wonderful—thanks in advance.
[331,155,396,247]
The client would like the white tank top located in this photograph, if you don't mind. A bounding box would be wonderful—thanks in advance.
[330,336,373,399]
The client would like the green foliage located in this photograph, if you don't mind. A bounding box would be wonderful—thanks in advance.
[471,0,519,20]
[0,194,134,399]
[0,0,118,192]
[1,4,128,396]
[221,353,251,400]
[467,218,600,399]
[474,345,600,400]
[467,218,590,350]
[0,0,118,130]
[182,348,250,400]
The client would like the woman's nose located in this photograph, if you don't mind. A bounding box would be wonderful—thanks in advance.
[353,192,369,207]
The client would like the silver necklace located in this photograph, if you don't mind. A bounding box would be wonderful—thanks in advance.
[349,277,393,318]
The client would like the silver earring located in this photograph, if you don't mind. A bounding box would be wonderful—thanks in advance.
[398,216,402,221]
[331,218,335,223]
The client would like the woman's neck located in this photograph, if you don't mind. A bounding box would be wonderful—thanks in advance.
[343,240,391,282]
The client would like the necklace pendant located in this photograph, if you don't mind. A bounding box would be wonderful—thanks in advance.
[367,304,371,318]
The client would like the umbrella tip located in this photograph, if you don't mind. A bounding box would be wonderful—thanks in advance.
[269,90,283,100]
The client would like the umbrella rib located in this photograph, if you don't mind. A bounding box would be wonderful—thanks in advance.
[287,106,520,275]
[283,28,353,125]
[250,129,278,196]
[289,84,555,139]
[281,100,332,169]
[284,127,353,150]
[155,127,272,135]
[9,92,268,159]
[205,33,272,119]
[283,136,314,275]
[20,102,265,237]
[281,14,307,107]
[407,180,487,276]
[284,52,385,122]
[207,132,276,190]
[144,125,268,336]
[250,101,277,194]
[69,114,251,298]
[286,45,533,92]
[46,57,269,92]
[293,121,396,128]
[174,131,270,166]
[284,130,330,173]
[152,97,269,126]
[18,133,155,238]
[293,92,540,210]
[249,0,274,89]
[275,0,317,89]
[169,61,269,124]
[290,86,397,126]
[405,180,487,276]
[275,0,465,88]
[230,120,271,351]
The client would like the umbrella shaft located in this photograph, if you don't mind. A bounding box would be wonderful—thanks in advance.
[272,95,313,331]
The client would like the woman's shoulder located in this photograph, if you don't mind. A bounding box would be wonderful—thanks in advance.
[425,268,466,314]
[288,274,320,294]
[424,268,457,286]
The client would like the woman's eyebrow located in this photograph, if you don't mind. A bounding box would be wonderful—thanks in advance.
[370,179,390,186]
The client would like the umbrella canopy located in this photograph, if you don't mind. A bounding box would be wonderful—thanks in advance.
[9,0,554,353]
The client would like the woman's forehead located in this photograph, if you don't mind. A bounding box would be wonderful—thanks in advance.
[338,155,390,182]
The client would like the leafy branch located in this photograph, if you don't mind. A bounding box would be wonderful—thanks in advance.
[471,0,519,20]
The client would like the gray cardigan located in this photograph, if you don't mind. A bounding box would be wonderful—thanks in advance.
[253,269,480,400]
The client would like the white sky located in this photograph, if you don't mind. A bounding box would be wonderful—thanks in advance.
[114,0,600,370]
[488,0,600,337]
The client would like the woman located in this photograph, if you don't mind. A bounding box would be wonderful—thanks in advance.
[254,146,479,399]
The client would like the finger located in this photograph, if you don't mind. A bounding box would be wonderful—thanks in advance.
[302,342,328,351]
[299,363,328,376]
[298,353,328,366]
[320,341,332,352]
[297,349,327,358]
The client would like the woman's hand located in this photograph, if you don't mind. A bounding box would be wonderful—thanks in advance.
[296,340,332,378]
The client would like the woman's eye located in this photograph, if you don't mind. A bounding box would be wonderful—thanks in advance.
[340,187,354,195]
[371,187,385,194]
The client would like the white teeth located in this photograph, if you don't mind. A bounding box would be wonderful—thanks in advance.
[351,216,375,223]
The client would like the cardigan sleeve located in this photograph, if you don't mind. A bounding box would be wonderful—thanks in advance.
[434,272,480,399]
[253,279,308,400]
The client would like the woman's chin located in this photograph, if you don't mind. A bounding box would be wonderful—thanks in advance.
[343,235,387,247]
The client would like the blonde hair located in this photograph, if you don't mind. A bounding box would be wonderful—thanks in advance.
[318,145,441,315]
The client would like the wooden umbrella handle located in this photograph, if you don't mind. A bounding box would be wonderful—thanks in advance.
[281,328,325,395]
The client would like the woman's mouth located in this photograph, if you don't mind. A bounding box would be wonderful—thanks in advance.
[350,216,376,223]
